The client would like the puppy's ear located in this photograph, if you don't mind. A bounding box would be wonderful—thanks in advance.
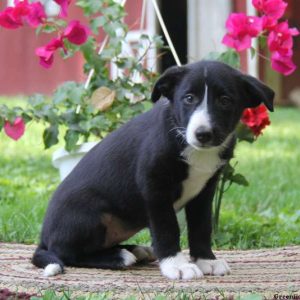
[151,66,186,102]
[241,74,275,112]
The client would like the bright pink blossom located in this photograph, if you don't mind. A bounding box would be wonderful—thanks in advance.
[262,15,278,30]
[241,104,270,137]
[0,7,23,29]
[268,21,299,55]
[271,51,296,75]
[35,37,65,68]
[252,0,287,20]
[26,2,46,27]
[63,20,90,45]
[0,0,45,29]
[4,117,25,140]
[222,13,263,51]
[54,0,71,18]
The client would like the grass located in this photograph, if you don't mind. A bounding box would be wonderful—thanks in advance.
[4,287,266,300]
[0,103,299,249]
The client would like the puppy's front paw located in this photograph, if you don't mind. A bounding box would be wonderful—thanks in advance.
[160,253,203,280]
[195,258,230,276]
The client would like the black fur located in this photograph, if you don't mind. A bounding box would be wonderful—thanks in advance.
[32,61,274,275]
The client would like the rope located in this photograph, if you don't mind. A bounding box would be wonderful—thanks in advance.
[149,0,181,66]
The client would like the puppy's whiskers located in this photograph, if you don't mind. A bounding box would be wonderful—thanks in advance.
[175,128,186,145]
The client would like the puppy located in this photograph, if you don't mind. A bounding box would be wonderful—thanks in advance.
[32,61,274,280]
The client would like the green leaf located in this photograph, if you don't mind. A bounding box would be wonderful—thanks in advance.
[231,174,249,186]
[236,123,255,143]
[90,16,107,34]
[43,125,59,149]
[0,117,4,131]
[258,35,267,49]
[204,51,221,60]
[250,47,256,59]
[219,49,240,68]
[64,130,80,151]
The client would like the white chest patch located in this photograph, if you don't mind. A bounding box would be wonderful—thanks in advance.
[173,146,225,211]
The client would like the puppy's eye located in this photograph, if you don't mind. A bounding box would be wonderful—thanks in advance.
[183,94,195,105]
[218,96,232,108]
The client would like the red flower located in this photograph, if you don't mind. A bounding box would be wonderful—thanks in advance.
[35,37,65,68]
[268,21,299,56]
[271,51,296,75]
[63,20,90,45]
[4,117,25,140]
[222,13,263,51]
[252,0,287,20]
[54,0,71,18]
[241,104,271,137]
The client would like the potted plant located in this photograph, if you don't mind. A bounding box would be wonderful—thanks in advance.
[0,0,164,179]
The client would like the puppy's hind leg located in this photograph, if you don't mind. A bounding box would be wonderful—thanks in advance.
[68,246,137,270]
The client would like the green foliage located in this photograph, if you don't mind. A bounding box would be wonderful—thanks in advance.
[205,49,240,69]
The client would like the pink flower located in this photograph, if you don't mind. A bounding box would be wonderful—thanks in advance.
[262,15,278,30]
[0,0,45,29]
[4,117,25,140]
[252,0,287,20]
[27,2,46,27]
[271,51,296,75]
[222,13,263,51]
[268,21,299,55]
[35,20,89,68]
[0,7,22,29]
[35,37,65,68]
[54,0,71,18]
[63,20,90,45]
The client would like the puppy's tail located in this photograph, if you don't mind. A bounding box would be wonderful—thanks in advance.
[32,245,64,277]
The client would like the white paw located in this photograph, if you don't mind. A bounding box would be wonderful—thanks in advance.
[195,258,230,276]
[120,249,137,266]
[132,246,157,262]
[160,253,203,280]
[43,263,62,277]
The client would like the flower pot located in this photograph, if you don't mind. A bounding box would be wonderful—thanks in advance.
[52,141,98,181]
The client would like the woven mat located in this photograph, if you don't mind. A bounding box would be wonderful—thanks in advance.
[0,243,299,299]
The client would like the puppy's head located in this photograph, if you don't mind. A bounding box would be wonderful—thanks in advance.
[151,61,274,150]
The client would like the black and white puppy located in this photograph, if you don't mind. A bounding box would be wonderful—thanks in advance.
[32,61,274,280]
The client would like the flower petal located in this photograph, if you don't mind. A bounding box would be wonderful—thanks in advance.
[4,117,25,140]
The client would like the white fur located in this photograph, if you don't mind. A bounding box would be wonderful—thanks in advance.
[43,263,62,277]
[174,145,225,211]
[120,249,137,266]
[186,84,211,148]
[195,258,230,276]
[159,252,203,280]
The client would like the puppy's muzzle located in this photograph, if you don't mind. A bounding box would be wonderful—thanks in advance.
[195,126,213,144]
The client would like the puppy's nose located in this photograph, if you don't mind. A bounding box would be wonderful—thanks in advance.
[195,127,213,144]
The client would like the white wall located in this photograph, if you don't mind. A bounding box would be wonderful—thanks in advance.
[187,0,232,62]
